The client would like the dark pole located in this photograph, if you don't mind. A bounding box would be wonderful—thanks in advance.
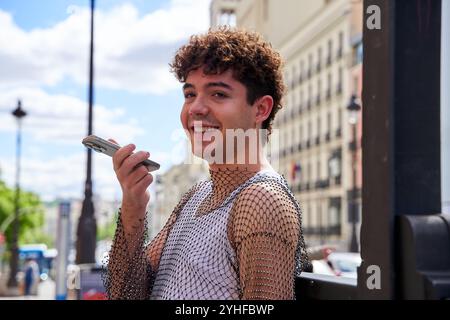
[347,95,360,253]
[76,0,97,264]
[7,100,27,289]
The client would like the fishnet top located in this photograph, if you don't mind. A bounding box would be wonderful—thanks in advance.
[103,167,309,300]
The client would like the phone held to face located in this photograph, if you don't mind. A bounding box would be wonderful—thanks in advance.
[82,135,160,172]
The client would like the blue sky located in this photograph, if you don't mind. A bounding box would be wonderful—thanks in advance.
[0,0,211,201]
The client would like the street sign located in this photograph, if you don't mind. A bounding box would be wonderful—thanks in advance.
[55,201,71,300]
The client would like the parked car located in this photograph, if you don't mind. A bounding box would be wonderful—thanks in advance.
[312,252,361,278]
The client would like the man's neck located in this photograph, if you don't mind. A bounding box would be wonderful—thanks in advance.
[207,156,272,196]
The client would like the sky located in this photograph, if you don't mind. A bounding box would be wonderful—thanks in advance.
[0,0,212,202]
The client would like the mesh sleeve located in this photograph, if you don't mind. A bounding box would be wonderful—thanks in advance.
[102,210,152,300]
[229,181,303,300]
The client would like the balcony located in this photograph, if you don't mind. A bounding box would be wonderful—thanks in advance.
[326,225,341,235]
[315,179,330,189]
[306,140,311,149]
[348,140,358,151]
[335,175,341,185]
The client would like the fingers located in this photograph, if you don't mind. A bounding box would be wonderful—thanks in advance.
[119,151,151,176]
[123,165,149,189]
[133,173,153,195]
[112,143,136,171]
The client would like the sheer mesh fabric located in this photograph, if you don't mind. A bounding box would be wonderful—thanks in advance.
[103,167,309,300]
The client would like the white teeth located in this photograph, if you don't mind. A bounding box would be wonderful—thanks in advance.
[193,127,219,133]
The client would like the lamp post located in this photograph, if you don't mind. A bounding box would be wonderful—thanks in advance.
[347,94,361,253]
[7,100,27,289]
[75,0,97,264]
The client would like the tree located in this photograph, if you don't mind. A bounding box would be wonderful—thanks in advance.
[0,179,47,253]
[97,213,118,241]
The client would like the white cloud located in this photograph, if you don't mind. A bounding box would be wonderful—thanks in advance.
[0,87,145,144]
[0,148,177,202]
[0,0,211,94]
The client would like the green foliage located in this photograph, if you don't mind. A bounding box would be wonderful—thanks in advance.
[97,213,118,241]
[0,180,46,250]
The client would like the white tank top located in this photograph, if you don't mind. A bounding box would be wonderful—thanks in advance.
[150,169,285,300]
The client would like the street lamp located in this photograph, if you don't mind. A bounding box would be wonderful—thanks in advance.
[347,94,361,253]
[7,100,27,289]
[75,0,97,264]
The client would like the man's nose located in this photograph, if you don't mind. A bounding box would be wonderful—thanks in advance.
[188,96,209,117]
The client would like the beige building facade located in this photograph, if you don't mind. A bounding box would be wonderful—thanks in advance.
[211,0,363,251]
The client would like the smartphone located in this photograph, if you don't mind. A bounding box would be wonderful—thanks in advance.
[82,135,160,172]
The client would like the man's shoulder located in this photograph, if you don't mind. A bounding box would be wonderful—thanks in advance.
[233,178,298,221]
[236,175,289,203]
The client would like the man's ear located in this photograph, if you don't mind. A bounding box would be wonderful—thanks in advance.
[254,95,274,126]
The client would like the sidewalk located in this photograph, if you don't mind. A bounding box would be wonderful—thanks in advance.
[0,278,55,300]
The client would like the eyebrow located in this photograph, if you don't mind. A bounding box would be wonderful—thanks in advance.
[182,81,233,91]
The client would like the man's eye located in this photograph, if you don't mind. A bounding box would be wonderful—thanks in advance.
[184,92,195,98]
[213,92,227,98]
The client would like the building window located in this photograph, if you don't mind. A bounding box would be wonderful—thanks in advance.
[352,40,363,66]
[317,46,322,72]
[337,67,343,94]
[327,39,333,65]
[218,10,236,27]
[327,73,332,99]
[338,31,344,58]
[328,197,342,235]
[327,112,332,137]
[317,116,321,139]
[328,148,342,179]
[317,159,321,181]
[307,162,311,183]
[308,84,312,109]
[317,78,322,105]
[292,65,297,89]
[308,54,313,78]
[300,60,304,83]
[299,90,304,111]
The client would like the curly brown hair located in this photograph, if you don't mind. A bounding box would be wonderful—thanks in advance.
[170,27,285,135]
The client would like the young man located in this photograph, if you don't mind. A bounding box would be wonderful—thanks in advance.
[104,27,309,300]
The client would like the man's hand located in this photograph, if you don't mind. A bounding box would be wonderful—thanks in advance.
[109,138,153,231]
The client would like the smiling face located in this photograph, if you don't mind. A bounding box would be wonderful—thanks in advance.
[181,68,272,164]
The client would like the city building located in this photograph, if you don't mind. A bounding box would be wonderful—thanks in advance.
[210,0,363,250]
